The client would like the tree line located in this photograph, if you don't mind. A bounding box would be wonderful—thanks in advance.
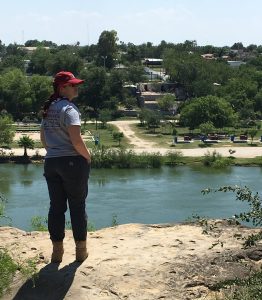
[0,30,262,131]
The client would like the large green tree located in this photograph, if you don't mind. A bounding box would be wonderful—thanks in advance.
[79,66,108,111]
[28,75,52,113]
[126,65,146,84]
[108,69,126,101]
[0,69,31,117]
[180,95,237,129]
[0,114,15,146]
[46,49,84,75]
[97,30,119,69]
[163,49,232,98]
[0,55,25,71]
[27,48,51,75]
[158,94,176,111]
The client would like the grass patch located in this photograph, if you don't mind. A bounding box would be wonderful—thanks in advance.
[83,123,130,149]
[129,123,262,149]
[0,249,17,297]
[130,123,174,147]
[213,271,262,300]
[30,216,48,231]
[0,247,38,295]
[203,151,231,168]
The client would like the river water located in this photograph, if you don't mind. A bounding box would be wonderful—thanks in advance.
[0,164,261,231]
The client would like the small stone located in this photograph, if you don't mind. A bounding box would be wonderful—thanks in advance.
[247,249,262,261]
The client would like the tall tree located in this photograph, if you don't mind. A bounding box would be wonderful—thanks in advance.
[27,48,51,75]
[28,75,52,113]
[46,49,83,75]
[97,30,118,69]
[79,66,108,111]
[0,55,25,71]
[126,65,146,84]
[0,40,6,57]
[108,69,126,101]
[0,114,15,145]
[0,69,31,118]
[180,95,237,129]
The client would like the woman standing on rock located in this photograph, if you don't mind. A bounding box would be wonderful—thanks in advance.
[40,71,91,263]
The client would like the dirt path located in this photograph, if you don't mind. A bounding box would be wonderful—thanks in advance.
[109,120,156,149]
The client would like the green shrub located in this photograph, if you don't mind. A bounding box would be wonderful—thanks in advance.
[165,150,183,165]
[146,152,163,168]
[90,147,163,168]
[214,271,262,300]
[0,194,12,225]
[202,185,262,299]
[111,214,118,227]
[87,221,96,232]
[203,150,231,168]
[0,249,17,297]
[30,216,71,231]
[30,216,48,231]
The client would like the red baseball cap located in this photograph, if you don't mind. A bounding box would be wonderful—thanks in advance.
[54,71,84,86]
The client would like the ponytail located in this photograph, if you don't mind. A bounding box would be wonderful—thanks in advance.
[41,82,60,118]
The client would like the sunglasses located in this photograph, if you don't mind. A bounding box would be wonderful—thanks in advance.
[64,83,79,88]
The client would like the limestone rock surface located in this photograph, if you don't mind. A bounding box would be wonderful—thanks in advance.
[1,220,262,300]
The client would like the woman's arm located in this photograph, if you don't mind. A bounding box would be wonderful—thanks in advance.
[68,125,91,163]
[40,128,47,150]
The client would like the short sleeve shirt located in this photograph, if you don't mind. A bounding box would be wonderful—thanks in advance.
[41,98,81,158]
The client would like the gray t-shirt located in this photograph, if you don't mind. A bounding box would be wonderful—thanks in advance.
[41,98,81,158]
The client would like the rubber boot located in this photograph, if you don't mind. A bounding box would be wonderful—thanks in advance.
[75,241,88,262]
[51,241,64,263]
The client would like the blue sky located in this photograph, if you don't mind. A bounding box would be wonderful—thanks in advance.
[1,0,262,47]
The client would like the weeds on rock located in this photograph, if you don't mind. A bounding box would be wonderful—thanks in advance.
[202,185,262,300]
[0,249,17,297]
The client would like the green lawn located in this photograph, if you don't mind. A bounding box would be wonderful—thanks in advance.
[10,121,262,151]
[82,123,130,149]
[129,123,262,149]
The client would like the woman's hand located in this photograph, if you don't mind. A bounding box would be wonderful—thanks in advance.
[68,125,91,162]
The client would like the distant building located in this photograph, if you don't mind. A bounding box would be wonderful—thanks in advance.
[201,53,215,60]
[227,61,246,68]
[143,58,163,65]
[18,46,50,54]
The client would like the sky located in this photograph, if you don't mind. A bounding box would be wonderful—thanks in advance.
[1,0,262,47]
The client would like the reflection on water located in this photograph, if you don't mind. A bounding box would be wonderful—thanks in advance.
[0,163,261,231]
[20,180,33,187]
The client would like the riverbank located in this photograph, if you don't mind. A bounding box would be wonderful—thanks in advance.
[6,119,262,159]
[1,220,262,300]
[1,145,262,158]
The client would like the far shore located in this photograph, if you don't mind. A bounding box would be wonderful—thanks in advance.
[3,125,262,159]
[1,146,262,159]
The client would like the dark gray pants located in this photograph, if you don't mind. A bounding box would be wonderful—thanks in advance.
[44,156,90,242]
